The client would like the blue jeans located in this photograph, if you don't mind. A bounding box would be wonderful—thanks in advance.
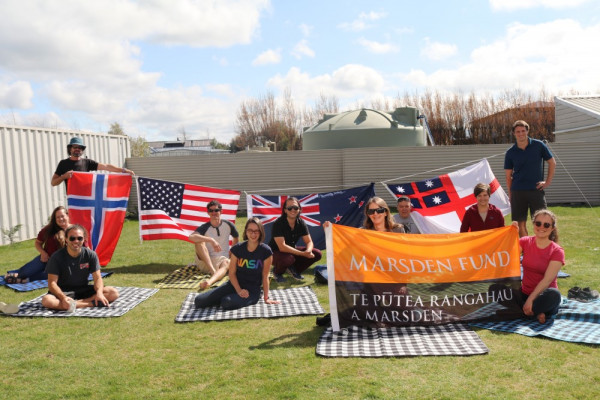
[194,282,260,310]
[14,255,48,281]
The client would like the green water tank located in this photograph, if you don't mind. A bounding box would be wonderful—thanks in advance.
[302,107,426,150]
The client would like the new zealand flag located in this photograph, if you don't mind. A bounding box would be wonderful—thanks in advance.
[247,183,375,249]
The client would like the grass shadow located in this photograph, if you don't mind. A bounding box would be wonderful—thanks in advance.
[248,325,324,350]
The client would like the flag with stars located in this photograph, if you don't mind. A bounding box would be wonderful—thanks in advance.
[67,172,132,266]
[247,183,375,249]
[385,159,510,234]
[137,177,240,242]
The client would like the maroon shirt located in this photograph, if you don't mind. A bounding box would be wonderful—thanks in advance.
[460,204,505,233]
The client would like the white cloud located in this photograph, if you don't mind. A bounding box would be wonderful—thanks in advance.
[490,0,592,11]
[267,65,385,102]
[299,23,313,37]
[421,38,458,61]
[402,19,600,93]
[291,40,315,59]
[338,10,388,31]
[0,81,34,109]
[358,38,399,54]
[252,49,282,66]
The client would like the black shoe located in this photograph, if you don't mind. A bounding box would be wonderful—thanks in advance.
[316,313,331,327]
[568,286,582,300]
[288,266,304,281]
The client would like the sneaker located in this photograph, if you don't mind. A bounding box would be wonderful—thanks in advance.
[288,266,304,281]
[274,273,286,283]
[0,302,19,314]
[66,299,77,313]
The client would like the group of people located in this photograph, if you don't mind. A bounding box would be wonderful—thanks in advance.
[3,120,565,324]
[2,137,132,313]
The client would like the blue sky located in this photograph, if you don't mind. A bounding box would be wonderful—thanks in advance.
[0,0,598,142]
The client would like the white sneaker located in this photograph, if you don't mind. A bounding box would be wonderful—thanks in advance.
[0,301,19,314]
[66,300,77,313]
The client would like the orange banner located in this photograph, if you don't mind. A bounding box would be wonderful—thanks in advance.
[330,224,520,284]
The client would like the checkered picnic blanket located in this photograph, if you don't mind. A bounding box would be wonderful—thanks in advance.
[156,264,229,289]
[4,287,158,318]
[175,286,324,322]
[470,297,600,344]
[0,272,113,292]
[316,323,489,357]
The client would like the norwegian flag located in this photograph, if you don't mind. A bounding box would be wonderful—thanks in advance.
[385,159,510,234]
[247,183,375,249]
[67,172,132,266]
[137,177,240,242]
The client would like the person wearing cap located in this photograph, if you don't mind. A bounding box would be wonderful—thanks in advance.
[51,137,134,189]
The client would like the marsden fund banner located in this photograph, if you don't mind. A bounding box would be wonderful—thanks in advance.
[325,224,521,331]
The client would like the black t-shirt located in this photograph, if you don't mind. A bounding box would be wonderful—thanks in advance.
[231,242,272,290]
[268,216,309,251]
[46,247,100,290]
[54,158,99,189]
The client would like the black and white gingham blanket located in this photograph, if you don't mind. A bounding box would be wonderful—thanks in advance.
[175,286,324,322]
[316,323,489,357]
[4,287,158,318]
[470,297,600,344]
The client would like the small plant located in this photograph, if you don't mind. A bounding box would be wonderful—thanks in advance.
[1,224,22,245]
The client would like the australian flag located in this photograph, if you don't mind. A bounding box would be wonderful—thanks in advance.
[247,183,375,249]
[67,172,132,266]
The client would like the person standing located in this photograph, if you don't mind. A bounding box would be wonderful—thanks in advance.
[504,120,556,237]
[51,137,134,190]
[393,196,421,234]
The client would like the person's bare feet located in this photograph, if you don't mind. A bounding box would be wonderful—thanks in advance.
[537,313,546,324]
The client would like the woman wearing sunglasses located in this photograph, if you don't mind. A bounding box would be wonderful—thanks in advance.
[460,183,505,232]
[194,218,280,310]
[269,197,322,282]
[516,209,564,323]
[363,197,405,233]
[4,206,72,284]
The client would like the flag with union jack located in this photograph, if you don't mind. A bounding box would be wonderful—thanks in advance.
[137,177,240,242]
[67,172,132,266]
[384,159,510,234]
[247,183,375,249]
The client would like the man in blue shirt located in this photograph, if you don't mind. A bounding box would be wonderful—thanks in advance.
[504,120,556,237]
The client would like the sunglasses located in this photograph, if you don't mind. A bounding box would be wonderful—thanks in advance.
[208,208,222,213]
[286,206,300,211]
[367,207,386,215]
[71,146,84,150]
[69,236,84,242]
[534,221,553,229]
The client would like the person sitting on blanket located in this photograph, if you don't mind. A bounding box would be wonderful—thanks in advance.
[4,206,74,284]
[41,224,119,312]
[460,183,505,232]
[269,197,322,283]
[517,209,565,324]
[189,200,239,290]
[194,217,280,310]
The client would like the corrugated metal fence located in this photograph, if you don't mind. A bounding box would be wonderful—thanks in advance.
[126,141,600,213]
[0,125,130,245]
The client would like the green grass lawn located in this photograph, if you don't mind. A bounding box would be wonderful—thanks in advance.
[1,206,598,400]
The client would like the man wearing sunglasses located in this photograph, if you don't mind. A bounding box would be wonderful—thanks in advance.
[504,120,556,237]
[42,224,119,312]
[189,200,239,290]
[393,196,421,234]
[51,137,134,190]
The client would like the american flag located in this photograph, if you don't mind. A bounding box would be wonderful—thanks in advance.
[247,184,375,249]
[385,159,510,234]
[137,177,240,241]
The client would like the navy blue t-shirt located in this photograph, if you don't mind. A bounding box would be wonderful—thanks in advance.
[46,247,100,290]
[231,242,272,291]
[504,138,553,191]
